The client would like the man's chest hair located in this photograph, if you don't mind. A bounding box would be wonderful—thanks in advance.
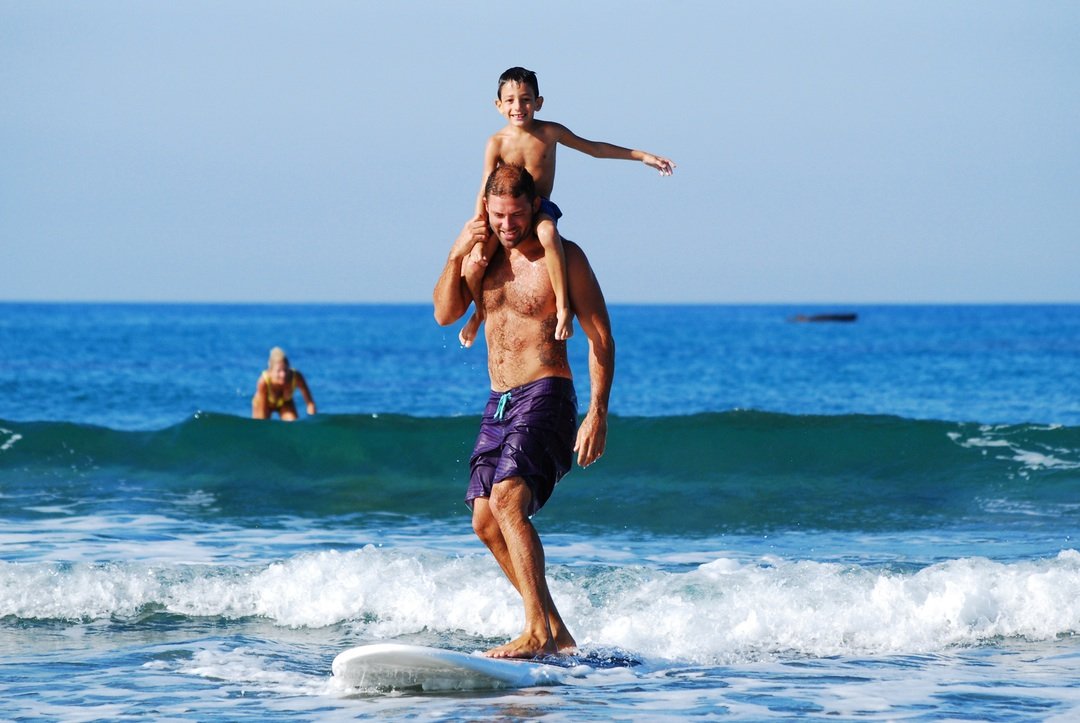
[483,258,552,319]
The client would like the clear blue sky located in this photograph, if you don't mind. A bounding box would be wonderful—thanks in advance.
[3,1,1078,303]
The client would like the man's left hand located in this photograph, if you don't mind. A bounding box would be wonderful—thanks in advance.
[573,410,607,467]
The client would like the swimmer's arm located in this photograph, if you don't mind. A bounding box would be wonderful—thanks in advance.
[251,377,270,419]
[434,216,490,325]
[554,124,676,176]
[295,371,316,416]
[565,241,614,468]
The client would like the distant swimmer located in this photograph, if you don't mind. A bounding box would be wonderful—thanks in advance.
[434,164,615,659]
[251,347,316,421]
[457,66,674,348]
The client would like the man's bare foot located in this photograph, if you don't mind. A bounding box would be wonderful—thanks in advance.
[554,308,574,341]
[459,313,481,348]
[484,632,558,659]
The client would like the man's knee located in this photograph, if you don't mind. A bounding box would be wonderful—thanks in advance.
[489,477,531,520]
[472,506,497,542]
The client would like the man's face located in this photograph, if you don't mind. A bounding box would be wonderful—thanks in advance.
[485,193,537,248]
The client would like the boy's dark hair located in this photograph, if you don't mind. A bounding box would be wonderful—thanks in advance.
[497,67,539,99]
[484,164,537,201]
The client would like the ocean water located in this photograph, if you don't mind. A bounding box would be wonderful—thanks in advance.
[1,302,1079,721]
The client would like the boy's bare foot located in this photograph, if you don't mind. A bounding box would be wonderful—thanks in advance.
[555,308,574,341]
[459,313,481,348]
[484,632,558,659]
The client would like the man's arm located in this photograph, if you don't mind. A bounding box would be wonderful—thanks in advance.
[564,240,615,467]
[434,216,490,326]
[553,124,675,176]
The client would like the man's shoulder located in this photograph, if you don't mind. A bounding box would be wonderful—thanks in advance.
[560,238,590,270]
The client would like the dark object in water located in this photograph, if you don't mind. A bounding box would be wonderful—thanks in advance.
[790,313,858,323]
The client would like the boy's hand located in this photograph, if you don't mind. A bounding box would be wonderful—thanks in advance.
[643,154,676,176]
[467,239,490,270]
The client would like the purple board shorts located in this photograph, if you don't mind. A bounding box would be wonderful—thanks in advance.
[467,376,578,516]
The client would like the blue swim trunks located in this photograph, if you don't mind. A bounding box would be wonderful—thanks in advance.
[467,376,578,516]
[538,198,563,227]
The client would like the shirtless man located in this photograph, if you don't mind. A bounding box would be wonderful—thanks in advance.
[433,164,615,658]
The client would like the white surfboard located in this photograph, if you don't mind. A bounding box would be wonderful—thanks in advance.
[332,643,569,691]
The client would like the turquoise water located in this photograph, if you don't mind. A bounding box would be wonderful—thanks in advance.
[2,303,1079,720]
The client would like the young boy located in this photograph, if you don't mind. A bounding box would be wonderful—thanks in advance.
[458,66,675,347]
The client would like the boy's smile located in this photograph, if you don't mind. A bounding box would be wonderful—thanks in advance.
[496,81,543,127]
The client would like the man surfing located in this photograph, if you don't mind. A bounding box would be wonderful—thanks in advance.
[433,164,615,658]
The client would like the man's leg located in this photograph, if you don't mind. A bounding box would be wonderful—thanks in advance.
[471,478,576,657]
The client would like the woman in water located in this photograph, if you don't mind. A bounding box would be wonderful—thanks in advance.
[251,347,316,421]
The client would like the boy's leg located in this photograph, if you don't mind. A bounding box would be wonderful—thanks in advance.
[535,215,573,340]
[458,232,499,347]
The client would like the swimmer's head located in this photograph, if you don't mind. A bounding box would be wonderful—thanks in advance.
[267,347,291,383]
[268,347,289,367]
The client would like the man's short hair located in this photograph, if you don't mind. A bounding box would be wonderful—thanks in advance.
[497,66,539,99]
[485,164,537,201]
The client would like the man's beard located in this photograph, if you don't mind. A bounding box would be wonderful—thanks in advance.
[491,219,535,249]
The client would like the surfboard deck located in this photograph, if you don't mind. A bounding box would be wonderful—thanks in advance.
[331,643,570,691]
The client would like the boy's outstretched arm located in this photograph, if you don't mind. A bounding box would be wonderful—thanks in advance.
[554,124,675,176]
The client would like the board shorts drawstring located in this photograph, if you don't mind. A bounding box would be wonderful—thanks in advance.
[494,391,512,421]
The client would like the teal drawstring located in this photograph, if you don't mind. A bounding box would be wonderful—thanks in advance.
[494,391,512,420]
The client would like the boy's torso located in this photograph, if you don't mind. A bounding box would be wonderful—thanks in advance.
[492,120,560,198]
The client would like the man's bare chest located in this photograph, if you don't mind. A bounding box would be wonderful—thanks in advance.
[483,256,553,319]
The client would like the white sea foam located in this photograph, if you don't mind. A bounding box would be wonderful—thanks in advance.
[3,547,1079,665]
[949,428,1080,472]
[0,427,21,452]
[180,645,337,697]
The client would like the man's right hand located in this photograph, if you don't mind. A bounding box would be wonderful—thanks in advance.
[452,215,490,260]
[435,216,491,327]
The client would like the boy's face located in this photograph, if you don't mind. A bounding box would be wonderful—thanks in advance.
[495,81,543,127]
